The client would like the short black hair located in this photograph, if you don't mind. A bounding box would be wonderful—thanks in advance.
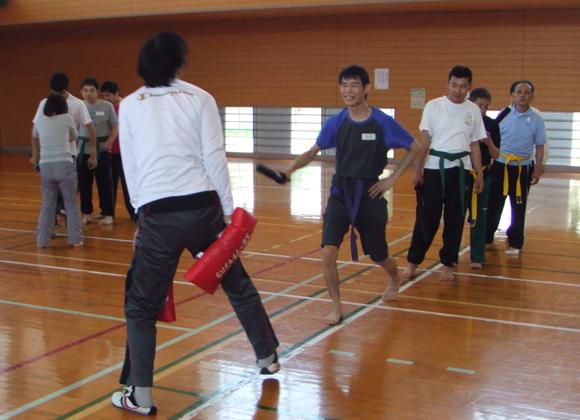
[80,77,99,90]
[49,72,70,92]
[138,31,188,87]
[338,64,370,87]
[510,79,535,94]
[448,65,473,84]
[100,81,119,94]
[43,92,68,116]
[469,87,491,102]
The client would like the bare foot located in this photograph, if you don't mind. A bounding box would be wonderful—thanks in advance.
[402,263,419,279]
[382,275,402,301]
[324,308,343,326]
[470,262,483,269]
[72,242,84,250]
[485,243,494,250]
[439,266,454,282]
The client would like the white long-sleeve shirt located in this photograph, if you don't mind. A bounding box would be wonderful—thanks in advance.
[119,79,234,215]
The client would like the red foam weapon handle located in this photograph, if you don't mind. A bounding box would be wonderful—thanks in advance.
[157,283,176,323]
[184,208,258,294]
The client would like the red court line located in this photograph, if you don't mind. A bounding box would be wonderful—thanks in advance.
[176,247,322,301]
[1,248,322,376]
[0,323,126,376]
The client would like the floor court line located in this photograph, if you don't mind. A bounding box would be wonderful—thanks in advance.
[3,233,569,418]
[1,235,409,419]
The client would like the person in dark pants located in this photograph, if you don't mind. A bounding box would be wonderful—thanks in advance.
[100,81,136,222]
[403,66,485,282]
[486,80,547,255]
[77,77,118,227]
[112,31,280,416]
[467,88,500,269]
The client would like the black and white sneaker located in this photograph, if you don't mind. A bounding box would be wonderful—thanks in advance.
[259,353,281,375]
[111,385,157,416]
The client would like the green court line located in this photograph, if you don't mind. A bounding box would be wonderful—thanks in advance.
[168,294,382,420]
[447,367,475,374]
[0,232,34,242]
[6,236,413,419]
[387,358,414,365]
[153,385,207,399]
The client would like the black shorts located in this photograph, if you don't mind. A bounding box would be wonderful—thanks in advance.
[321,193,388,262]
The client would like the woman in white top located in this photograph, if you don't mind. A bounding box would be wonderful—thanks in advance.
[31,93,83,248]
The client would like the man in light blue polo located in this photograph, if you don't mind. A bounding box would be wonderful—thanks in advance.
[486,80,547,255]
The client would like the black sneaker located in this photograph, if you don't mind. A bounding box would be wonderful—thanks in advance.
[111,385,157,416]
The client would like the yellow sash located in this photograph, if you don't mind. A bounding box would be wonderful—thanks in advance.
[500,153,528,204]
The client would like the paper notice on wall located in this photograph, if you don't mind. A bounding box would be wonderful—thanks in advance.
[411,88,426,109]
[374,69,389,90]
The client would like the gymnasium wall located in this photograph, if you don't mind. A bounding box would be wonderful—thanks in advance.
[0,7,578,153]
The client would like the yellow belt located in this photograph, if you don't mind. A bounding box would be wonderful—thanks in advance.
[469,165,487,227]
[500,153,528,204]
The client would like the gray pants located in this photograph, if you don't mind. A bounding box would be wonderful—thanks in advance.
[37,161,83,247]
[119,199,279,387]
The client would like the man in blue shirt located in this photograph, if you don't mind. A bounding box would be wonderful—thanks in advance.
[285,65,420,325]
[486,80,547,255]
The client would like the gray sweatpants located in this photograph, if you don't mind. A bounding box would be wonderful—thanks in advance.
[37,161,83,247]
[119,200,279,387]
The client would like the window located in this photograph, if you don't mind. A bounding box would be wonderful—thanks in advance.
[291,107,322,155]
[224,107,254,153]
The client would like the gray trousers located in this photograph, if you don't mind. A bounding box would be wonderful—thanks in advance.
[37,161,83,247]
[119,200,279,387]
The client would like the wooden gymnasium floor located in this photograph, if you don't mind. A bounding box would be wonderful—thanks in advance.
[1,153,580,420]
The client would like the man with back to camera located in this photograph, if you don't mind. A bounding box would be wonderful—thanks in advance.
[486,80,546,255]
[111,31,280,415]
[284,64,420,326]
[402,65,485,282]
[99,81,136,222]
[78,77,118,227]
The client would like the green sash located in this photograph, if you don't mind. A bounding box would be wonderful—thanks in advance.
[429,149,470,214]
[78,136,108,164]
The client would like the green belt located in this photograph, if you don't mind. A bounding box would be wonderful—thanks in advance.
[429,149,470,215]
[78,136,109,164]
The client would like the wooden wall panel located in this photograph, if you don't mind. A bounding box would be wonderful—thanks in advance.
[2,0,579,26]
[0,9,579,150]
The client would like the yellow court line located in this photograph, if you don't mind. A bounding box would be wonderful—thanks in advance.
[400,295,580,319]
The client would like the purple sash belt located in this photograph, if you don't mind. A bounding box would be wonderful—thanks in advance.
[343,178,364,262]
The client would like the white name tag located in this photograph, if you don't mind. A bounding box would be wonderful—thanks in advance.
[362,133,376,141]
[96,111,105,116]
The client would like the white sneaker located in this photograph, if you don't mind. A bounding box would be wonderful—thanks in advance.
[81,214,92,225]
[99,216,114,226]
[93,213,105,220]
[111,385,157,416]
